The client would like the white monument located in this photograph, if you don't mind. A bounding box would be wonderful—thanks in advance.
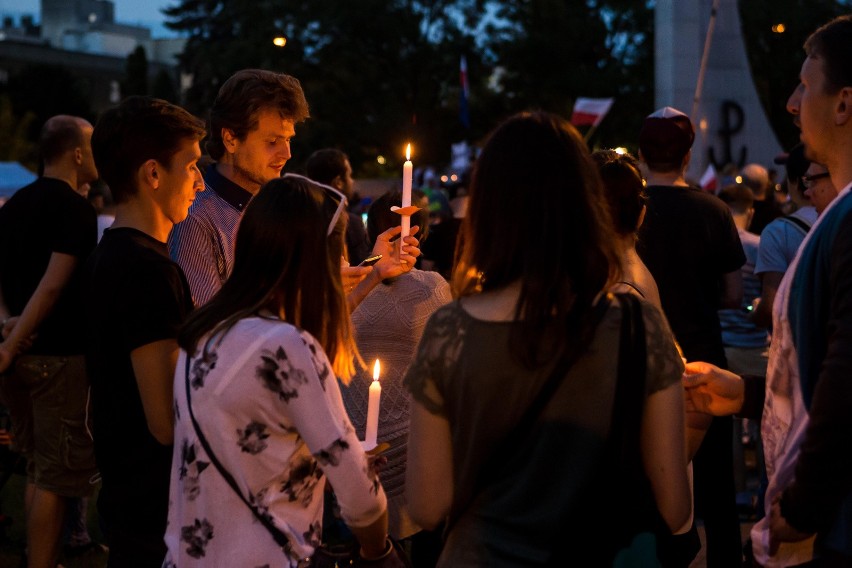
[656,0,782,180]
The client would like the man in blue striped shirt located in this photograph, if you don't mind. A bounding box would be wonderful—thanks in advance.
[169,69,310,305]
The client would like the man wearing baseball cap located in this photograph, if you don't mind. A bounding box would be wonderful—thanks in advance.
[636,106,746,567]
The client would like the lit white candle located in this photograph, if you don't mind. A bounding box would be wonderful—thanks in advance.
[401,144,413,240]
[364,359,381,449]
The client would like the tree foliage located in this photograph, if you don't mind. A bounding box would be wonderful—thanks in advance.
[0,96,37,168]
[1,64,94,155]
[152,69,179,102]
[0,1,845,178]
[163,0,488,173]
[164,0,655,173]
[738,0,852,150]
[123,45,149,97]
[480,0,654,148]
[161,0,849,173]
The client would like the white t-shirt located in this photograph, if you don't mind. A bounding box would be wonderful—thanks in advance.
[754,206,817,275]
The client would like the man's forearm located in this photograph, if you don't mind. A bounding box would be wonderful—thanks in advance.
[3,253,77,348]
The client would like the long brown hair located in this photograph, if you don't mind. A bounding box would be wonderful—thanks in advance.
[178,175,359,381]
[452,111,619,367]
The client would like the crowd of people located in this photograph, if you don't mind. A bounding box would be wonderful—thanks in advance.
[0,13,850,568]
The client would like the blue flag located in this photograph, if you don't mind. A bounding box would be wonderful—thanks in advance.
[460,56,470,129]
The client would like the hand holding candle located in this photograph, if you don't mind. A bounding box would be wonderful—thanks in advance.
[364,359,382,450]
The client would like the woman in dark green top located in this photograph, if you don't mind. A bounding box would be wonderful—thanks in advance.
[404,112,691,566]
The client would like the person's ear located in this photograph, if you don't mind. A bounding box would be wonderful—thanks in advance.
[141,159,159,188]
[74,147,83,166]
[331,175,345,191]
[222,128,238,154]
[836,87,852,125]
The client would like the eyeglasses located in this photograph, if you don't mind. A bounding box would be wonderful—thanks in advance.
[282,173,348,236]
[801,172,830,189]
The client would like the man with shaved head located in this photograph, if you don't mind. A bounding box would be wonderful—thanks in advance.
[0,114,99,568]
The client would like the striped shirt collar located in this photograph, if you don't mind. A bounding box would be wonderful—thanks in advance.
[205,163,253,212]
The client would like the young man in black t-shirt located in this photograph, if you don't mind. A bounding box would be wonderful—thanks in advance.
[86,97,205,567]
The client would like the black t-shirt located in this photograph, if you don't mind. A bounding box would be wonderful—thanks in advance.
[0,177,96,354]
[637,185,745,366]
[751,198,783,235]
[84,227,193,536]
[421,218,461,280]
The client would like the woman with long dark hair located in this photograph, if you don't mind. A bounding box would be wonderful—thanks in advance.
[164,175,396,566]
[404,112,691,566]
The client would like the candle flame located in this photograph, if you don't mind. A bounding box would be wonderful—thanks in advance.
[405,144,411,161]
[373,359,381,381]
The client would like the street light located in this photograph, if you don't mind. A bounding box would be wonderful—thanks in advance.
[273,36,287,47]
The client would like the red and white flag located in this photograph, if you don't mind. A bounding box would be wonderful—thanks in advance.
[700,163,718,192]
[570,97,614,127]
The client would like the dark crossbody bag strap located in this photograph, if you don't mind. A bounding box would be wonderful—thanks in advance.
[610,293,672,558]
[183,355,292,551]
[612,292,647,464]
[782,214,811,235]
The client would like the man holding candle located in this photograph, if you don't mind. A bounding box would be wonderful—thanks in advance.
[169,69,421,310]
[169,69,310,306]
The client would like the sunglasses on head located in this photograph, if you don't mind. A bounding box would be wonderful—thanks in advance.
[282,173,348,236]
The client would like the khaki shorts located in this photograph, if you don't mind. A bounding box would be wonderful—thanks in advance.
[0,354,97,497]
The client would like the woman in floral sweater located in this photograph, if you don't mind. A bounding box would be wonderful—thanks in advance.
[164,175,406,566]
